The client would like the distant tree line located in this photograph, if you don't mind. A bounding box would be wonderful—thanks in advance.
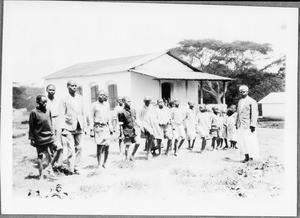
[13,85,45,111]
[170,39,285,106]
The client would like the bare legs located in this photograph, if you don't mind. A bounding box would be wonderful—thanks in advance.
[97,144,109,168]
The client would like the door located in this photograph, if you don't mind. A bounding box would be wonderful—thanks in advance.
[161,82,171,102]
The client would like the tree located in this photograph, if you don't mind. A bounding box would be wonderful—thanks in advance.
[170,39,276,104]
[13,86,44,111]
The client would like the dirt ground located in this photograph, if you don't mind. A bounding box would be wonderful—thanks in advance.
[12,118,285,203]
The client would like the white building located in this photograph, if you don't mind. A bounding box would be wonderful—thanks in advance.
[258,92,285,119]
[44,51,232,111]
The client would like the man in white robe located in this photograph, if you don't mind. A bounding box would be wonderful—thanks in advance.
[236,85,259,163]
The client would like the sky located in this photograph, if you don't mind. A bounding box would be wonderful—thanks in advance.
[3,1,295,86]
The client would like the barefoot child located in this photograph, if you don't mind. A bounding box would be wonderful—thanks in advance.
[29,95,61,179]
[210,107,220,150]
[185,102,197,150]
[226,108,238,149]
[196,105,211,153]
[118,97,141,161]
[90,90,113,168]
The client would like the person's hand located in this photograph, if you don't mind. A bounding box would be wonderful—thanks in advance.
[30,139,35,147]
[250,126,255,132]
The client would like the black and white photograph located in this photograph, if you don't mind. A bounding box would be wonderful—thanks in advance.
[1,1,298,216]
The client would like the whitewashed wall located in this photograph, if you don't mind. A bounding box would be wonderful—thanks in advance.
[262,103,285,119]
[130,72,159,109]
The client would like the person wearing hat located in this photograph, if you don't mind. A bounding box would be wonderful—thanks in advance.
[185,101,197,150]
[196,104,211,153]
[210,106,221,150]
[171,99,186,156]
[112,96,125,155]
[154,99,173,156]
[225,108,238,149]
[118,96,141,161]
[90,90,113,168]
[236,85,259,163]
[218,108,229,150]
[139,96,157,159]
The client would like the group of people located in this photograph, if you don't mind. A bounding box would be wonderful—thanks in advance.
[28,80,259,179]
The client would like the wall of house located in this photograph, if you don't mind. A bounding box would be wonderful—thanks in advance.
[44,71,131,116]
[130,72,159,109]
[135,53,194,72]
[262,103,284,119]
[159,79,198,106]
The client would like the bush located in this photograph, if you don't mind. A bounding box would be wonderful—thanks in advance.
[13,86,44,111]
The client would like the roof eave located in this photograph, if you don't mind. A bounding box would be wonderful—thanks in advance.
[166,51,202,72]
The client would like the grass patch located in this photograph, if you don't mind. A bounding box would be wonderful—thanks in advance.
[116,160,135,169]
[171,168,197,178]
[80,183,111,196]
[119,179,148,192]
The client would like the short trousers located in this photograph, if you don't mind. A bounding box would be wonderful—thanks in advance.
[94,123,110,145]
[172,123,186,140]
[157,124,173,140]
[210,129,219,138]
[141,129,151,139]
[123,127,141,144]
[36,143,51,159]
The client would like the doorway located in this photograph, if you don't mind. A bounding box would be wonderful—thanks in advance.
[161,82,172,102]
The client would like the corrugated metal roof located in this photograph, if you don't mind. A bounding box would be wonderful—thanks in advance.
[44,51,233,81]
[258,92,285,104]
[130,69,233,81]
[45,52,166,79]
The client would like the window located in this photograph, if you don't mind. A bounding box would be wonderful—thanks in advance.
[90,85,99,103]
[108,84,118,110]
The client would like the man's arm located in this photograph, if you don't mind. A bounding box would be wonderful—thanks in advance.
[250,99,258,132]
[28,112,35,146]
[107,108,114,134]
[90,103,95,137]
[58,98,66,131]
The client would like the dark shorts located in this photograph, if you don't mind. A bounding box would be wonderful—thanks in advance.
[36,143,51,159]
[123,127,141,145]
[210,129,219,138]
[141,129,151,139]
[123,135,140,145]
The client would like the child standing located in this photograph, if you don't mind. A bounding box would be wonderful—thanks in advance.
[29,95,60,179]
[226,108,238,149]
[210,107,220,150]
[196,105,211,153]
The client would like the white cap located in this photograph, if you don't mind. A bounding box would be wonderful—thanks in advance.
[239,85,249,92]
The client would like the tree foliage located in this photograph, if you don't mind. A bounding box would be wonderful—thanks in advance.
[13,86,45,111]
[170,39,284,105]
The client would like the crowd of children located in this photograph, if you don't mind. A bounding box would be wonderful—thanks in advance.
[28,81,241,179]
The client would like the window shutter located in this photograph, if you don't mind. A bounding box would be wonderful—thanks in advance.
[91,85,99,103]
[108,84,118,110]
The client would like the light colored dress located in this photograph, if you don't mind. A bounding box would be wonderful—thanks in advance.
[185,108,197,140]
[226,114,237,141]
[196,112,211,139]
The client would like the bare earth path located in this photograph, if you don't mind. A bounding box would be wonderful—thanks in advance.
[13,126,284,203]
